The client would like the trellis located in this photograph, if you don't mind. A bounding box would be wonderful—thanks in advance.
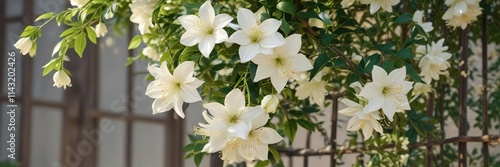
[205,10,500,167]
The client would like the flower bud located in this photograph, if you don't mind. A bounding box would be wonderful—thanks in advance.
[95,22,108,38]
[53,71,72,89]
[261,95,279,113]
[14,37,33,56]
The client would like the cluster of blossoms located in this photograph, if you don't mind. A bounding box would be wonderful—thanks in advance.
[196,89,282,163]
[442,0,482,29]
[340,66,413,138]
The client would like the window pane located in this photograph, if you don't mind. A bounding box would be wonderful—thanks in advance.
[132,74,166,117]
[98,118,125,167]
[34,0,66,16]
[30,106,62,167]
[31,21,63,102]
[4,0,22,18]
[132,122,164,167]
[0,103,21,161]
[3,22,23,97]
[98,32,128,112]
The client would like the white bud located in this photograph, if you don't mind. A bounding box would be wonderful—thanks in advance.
[261,95,279,113]
[53,71,72,89]
[95,22,108,38]
[14,37,33,56]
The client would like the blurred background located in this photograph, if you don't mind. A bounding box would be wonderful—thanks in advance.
[0,0,498,167]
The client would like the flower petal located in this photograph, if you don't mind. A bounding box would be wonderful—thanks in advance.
[228,30,251,45]
[178,15,202,31]
[371,65,388,85]
[180,30,203,46]
[363,96,384,113]
[174,61,195,83]
[203,102,227,118]
[237,8,258,32]
[199,1,215,25]
[259,127,283,144]
[276,34,301,56]
[198,37,216,58]
[172,96,185,118]
[251,111,269,128]
[259,32,284,48]
[152,98,172,114]
[270,71,288,92]
[388,66,406,83]
[225,89,246,113]
[212,29,228,43]
[239,43,260,63]
[181,85,202,103]
[290,54,313,72]
[259,19,282,37]
[227,121,251,140]
[213,14,233,29]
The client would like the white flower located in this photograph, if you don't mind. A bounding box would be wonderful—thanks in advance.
[341,0,356,8]
[416,39,452,84]
[53,71,72,89]
[412,10,434,33]
[145,61,203,118]
[223,112,282,163]
[142,46,161,61]
[70,0,89,8]
[228,8,285,62]
[410,82,432,101]
[339,99,383,139]
[261,95,279,113]
[14,37,34,57]
[178,1,233,58]
[295,71,328,106]
[95,22,108,38]
[202,89,262,141]
[252,34,313,92]
[359,66,413,121]
[129,0,158,34]
[359,0,400,14]
[442,0,482,29]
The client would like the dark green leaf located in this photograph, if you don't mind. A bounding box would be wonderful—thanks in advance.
[194,153,204,167]
[269,146,281,163]
[297,119,315,131]
[277,2,297,15]
[404,61,424,83]
[394,13,412,24]
[296,9,320,19]
[309,53,329,81]
[284,119,298,143]
[397,48,413,59]
[280,17,291,36]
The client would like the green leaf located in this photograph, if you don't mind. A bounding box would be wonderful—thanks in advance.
[20,26,37,37]
[297,119,315,131]
[397,48,413,59]
[86,27,97,44]
[35,12,55,22]
[42,59,58,76]
[269,146,281,163]
[179,46,200,62]
[183,143,195,152]
[194,153,204,167]
[296,9,320,19]
[280,17,291,36]
[284,119,298,143]
[394,13,412,24]
[309,53,329,81]
[277,2,297,15]
[74,33,86,58]
[403,61,424,83]
[411,24,428,39]
[128,35,142,50]
[60,27,78,37]
[363,54,380,72]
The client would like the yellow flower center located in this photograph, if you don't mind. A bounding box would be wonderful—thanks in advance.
[228,115,239,124]
[250,27,262,43]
